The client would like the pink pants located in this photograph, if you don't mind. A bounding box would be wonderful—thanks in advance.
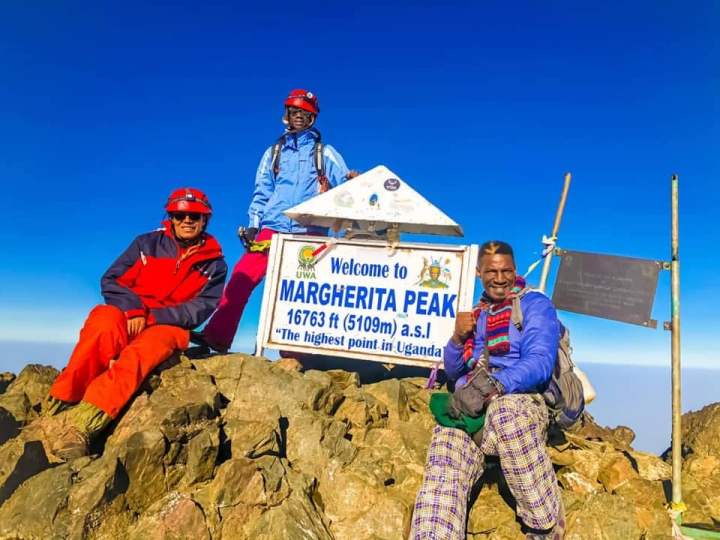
[202,228,276,349]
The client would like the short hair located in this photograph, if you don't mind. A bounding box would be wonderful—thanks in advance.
[478,240,515,266]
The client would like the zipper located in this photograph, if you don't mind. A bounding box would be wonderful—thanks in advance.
[175,243,201,274]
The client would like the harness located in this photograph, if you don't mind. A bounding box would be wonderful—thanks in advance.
[270,128,330,193]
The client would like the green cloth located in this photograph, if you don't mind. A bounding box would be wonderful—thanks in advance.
[429,392,485,434]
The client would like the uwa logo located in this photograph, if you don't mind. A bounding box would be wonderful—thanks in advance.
[296,245,318,279]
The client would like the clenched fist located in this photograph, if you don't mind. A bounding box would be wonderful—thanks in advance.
[451,311,476,344]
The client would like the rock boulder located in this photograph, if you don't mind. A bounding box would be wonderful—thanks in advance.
[2,354,715,538]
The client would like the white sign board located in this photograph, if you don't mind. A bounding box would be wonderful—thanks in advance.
[257,235,478,369]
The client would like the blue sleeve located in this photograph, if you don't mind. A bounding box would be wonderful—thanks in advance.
[443,314,484,383]
[150,258,228,329]
[322,144,350,188]
[248,147,275,228]
[493,293,559,394]
[443,339,466,382]
[101,237,146,317]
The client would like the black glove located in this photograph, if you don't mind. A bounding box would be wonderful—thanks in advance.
[447,367,503,419]
[238,227,258,250]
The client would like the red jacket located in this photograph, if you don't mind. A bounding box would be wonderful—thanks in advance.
[101,222,227,329]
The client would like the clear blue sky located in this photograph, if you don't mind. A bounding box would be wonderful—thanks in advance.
[1,1,718,373]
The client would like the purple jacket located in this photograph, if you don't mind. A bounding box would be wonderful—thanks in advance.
[443,291,560,394]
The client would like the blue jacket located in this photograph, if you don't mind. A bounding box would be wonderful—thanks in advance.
[248,129,350,233]
[443,291,560,394]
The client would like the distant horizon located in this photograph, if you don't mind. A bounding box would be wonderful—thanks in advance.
[2,337,717,371]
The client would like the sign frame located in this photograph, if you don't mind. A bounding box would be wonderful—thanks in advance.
[256,234,478,369]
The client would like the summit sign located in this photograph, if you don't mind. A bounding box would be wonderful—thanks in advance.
[257,236,477,369]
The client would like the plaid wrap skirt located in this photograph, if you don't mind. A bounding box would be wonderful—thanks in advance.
[409,394,561,539]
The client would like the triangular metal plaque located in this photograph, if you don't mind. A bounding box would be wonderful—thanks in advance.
[284,165,463,236]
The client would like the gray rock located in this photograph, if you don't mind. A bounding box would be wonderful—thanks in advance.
[0,353,715,540]
[120,429,167,513]
[0,372,15,394]
[0,462,73,539]
[0,438,52,506]
[0,364,58,434]
[682,402,720,458]
[127,492,210,540]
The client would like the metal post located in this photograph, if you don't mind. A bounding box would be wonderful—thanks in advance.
[539,172,572,293]
[671,173,683,506]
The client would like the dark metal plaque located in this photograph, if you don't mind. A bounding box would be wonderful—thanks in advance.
[551,250,661,328]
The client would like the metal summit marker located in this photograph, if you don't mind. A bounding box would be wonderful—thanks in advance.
[283,164,464,238]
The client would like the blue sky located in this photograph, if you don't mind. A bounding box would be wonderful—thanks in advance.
[1,1,718,374]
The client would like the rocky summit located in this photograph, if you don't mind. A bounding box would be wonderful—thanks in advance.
[0,356,718,539]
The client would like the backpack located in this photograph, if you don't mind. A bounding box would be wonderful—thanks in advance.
[270,127,330,193]
[508,291,590,430]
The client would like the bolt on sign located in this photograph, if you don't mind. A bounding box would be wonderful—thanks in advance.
[551,249,662,328]
[257,235,478,368]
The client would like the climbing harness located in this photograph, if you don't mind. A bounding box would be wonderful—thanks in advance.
[237,226,273,253]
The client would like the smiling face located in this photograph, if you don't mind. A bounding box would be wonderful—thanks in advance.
[170,212,206,241]
[286,106,313,131]
[477,253,517,302]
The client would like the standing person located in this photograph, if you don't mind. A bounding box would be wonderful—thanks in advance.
[31,188,227,461]
[410,241,565,540]
[192,89,356,353]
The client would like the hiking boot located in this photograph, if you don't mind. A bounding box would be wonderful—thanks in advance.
[189,330,229,354]
[48,422,89,461]
[22,415,89,462]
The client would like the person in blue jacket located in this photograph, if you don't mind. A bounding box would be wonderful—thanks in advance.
[410,241,566,540]
[192,89,356,353]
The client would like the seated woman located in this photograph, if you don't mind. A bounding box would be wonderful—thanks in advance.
[31,188,227,461]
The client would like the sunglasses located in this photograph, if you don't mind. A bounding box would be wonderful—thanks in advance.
[170,212,203,222]
[287,107,312,118]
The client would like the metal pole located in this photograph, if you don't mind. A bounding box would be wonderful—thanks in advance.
[539,172,572,293]
[671,173,683,505]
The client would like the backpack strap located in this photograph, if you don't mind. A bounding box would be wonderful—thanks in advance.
[510,286,531,330]
[270,136,285,178]
[310,128,330,193]
[271,129,329,193]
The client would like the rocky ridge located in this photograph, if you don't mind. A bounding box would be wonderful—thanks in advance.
[0,355,718,539]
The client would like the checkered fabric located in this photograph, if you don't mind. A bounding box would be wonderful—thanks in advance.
[409,425,484,539]
[410,394,561,539]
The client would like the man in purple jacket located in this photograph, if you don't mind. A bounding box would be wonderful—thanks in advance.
[410,241,565,540]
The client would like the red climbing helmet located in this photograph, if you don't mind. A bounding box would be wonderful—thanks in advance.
[284,89,320,115]
[165,187,213,215]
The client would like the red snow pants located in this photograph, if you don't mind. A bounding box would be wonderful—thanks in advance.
[49,304,189,418]
[201,228,277,349]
